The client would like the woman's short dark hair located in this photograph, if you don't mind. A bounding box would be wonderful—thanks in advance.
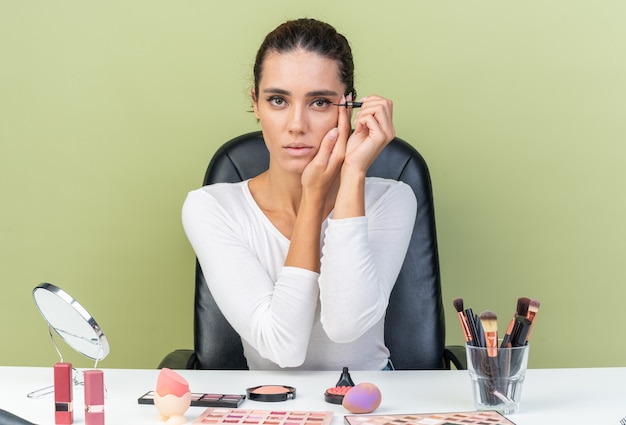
[253,18,355,99]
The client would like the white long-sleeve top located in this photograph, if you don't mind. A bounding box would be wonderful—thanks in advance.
[182,177,417,370]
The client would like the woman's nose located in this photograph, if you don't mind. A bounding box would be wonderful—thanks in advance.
[287,104,307,134]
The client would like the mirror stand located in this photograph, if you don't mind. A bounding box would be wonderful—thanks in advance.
[27,283,110,398]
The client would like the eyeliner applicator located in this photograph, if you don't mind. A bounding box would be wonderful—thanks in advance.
[332,101,363,108]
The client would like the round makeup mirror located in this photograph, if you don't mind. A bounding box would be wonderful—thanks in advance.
[33,282,109,362]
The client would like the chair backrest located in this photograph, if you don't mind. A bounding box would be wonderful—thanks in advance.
[193,131,445,370]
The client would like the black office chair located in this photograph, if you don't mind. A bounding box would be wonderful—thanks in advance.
[160,131,466,370]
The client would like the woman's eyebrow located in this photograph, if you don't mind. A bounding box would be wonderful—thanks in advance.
[262,88,339,97]
[307,90,339,97]
[263,87,290,95]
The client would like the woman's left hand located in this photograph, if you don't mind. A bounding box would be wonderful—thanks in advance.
[343,95,395,174]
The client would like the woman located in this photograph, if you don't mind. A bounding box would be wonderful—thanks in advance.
[182,18,417,370]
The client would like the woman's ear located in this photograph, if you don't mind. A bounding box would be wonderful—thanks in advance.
[251,88,260,118]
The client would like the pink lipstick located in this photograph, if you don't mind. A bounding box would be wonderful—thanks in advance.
[54,362,73,424]
[84,370,104,425]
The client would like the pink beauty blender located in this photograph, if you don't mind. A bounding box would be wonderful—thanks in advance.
[342,382,382,414]
[156,368,189,397]
[154,368,191,425]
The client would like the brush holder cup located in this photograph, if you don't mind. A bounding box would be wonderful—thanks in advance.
[466,343,529,415]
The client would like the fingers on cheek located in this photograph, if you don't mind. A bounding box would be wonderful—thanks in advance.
[328,127,339,140]
[340,107,352,130]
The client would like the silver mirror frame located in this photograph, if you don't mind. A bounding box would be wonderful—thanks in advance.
[32,282,110,362]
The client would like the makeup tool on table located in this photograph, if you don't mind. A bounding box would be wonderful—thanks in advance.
[452,298,473,346]
[138,391,245,408]
[324,367,355,404]
[141,379,289,413]
[500,297,529,348]
[246,385,296,402]
[344,411,516,425]
[54,363,73,424]
[30,283,110,425]
[480,310,499,358]
[152,368,192,425]
[340,383,382,414]
[323,367,381,414]
[507,316,532,348]
[191,408,333,425]
[84,370,104,425]
[525,299,540,341]
[465,306,485,347]
[454,297,540,414]
[478,310,500,406]
[138,369,245,410]
[453,297,540,349]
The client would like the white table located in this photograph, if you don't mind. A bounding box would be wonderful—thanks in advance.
[0,366,624,425]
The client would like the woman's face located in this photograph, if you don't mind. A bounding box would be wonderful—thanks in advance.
[253,48,346,175]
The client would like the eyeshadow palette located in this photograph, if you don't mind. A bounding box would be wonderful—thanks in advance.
[138,391,246,408]
[192,408,334,425]
[344,411,515,425]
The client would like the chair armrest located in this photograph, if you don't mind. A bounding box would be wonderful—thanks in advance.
[443,345,467,370]
[158,349,196,369]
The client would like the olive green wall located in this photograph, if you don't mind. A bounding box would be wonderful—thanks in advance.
[1,1,624,369]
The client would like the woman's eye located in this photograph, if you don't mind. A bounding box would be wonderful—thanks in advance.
[268,96,286,106]
[312,98,332,108]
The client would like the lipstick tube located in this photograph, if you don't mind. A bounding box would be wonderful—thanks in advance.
[84,370,105,425]
[54,362,73,424]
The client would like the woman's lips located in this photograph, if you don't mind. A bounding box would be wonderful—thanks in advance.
[283,144,314,156]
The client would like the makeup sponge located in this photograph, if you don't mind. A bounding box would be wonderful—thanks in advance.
[342,382,382,414]
[156,368,190,398]
[154,368,192,425]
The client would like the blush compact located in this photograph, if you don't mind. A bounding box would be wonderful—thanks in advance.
[324,385,352,404]
[246,385,296,402]
[324,367,355,404]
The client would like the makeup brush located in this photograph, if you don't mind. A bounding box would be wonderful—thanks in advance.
[480,310,498,358]
[479,310,500,405]
[526,299,540,322]
[475,313,486,348]
[510,316,532,347]
[517,297,531,317]
[525,299,540,343]
[464,307,482,347]
[452,298,473,345]
[332,102,363,108]
[500,297,530,348]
